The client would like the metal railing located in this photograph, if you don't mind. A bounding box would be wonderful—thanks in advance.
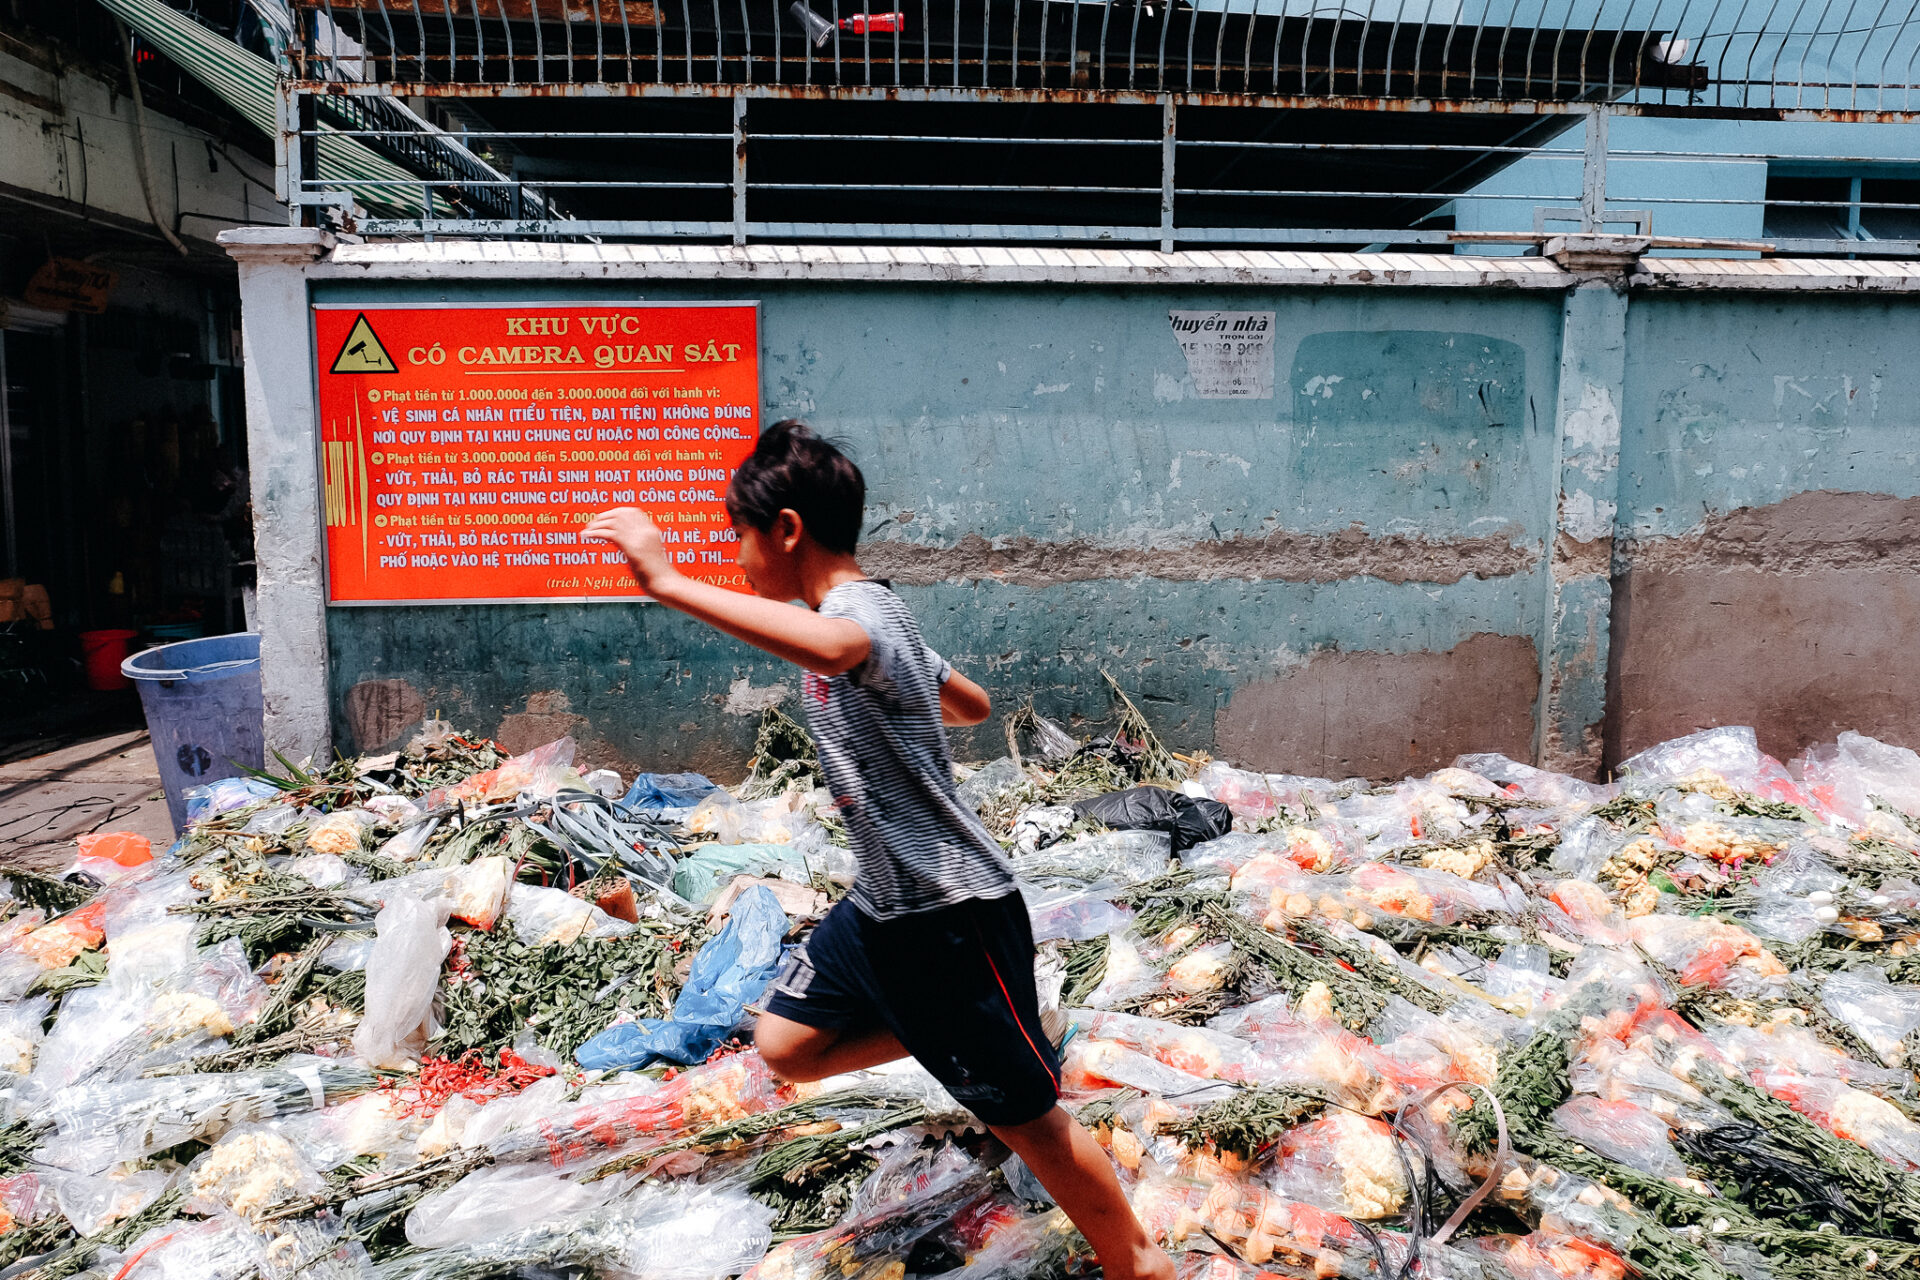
[273,0,1920,248]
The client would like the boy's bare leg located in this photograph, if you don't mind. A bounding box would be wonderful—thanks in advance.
[755,1012,908,1082]
[989,1107,1175,1280]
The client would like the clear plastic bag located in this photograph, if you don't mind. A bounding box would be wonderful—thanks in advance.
[488,1051,784,1167]
[405,1164,615,1247]
[956,757,1030,812]
[0,993,49,1076]
[1794,731,1920,831]
[1626,915,1786,994]
[1820,967,1920,1067]
[1455,753,1614,808]
[504,883,635,945]
[1550,1096,1686,1179]
[46,1165,173,1235]
[741,1150,994,1280]
[352,894,453,1069]
[186,1124,327,1219]
[37,1058,377,1174]
[1078,1009,1266,1082]
[1011,831,1172,890]
[1269,1110,1410,1219]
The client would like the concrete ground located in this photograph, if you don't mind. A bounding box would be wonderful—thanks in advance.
[0,731,178,873]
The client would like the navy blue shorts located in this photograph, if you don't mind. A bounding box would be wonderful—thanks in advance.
[763,891,1062,1127]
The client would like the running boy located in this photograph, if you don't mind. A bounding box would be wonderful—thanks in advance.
[584,421,1174,1280]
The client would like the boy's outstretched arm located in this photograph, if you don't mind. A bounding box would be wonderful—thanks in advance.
[583,507,870,676]
[939,670,992,726]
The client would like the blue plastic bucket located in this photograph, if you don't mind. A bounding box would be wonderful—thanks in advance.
[122,632,266,833]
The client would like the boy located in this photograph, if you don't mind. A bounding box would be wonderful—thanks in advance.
[584,421,1174,1280]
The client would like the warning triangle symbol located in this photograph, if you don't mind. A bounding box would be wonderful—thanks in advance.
[330,313,398,374]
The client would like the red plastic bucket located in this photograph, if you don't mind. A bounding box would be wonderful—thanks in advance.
[80,629,139,691]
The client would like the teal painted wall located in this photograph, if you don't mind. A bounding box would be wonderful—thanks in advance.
[312,278,1920,779]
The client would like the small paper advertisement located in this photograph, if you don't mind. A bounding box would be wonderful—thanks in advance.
[1168,310,1276,399]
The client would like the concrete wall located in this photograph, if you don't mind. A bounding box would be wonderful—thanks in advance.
[226,237,1920,783]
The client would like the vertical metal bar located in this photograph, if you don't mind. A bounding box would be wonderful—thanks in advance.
[680,0,694,81]
[1580,105,1608,231]
[1039,0,1051,85]
[1846,0,1897,107]
[274,77,293,204]
[1872,0,1920,106]
[561,0,577,82]
[980,0,989,85]
[370,0,401,77]
[412,0,428,77]
[1491,0,1524,98]
[619,0,636,79]
[528,0,547,80]
[830,0,841,83]
[438,0,454,80]
[1800,0,1850,106]
[862,0,873,84]
[1099,0,1115,89]
[771,0,783,83]
[1066,0,1082,87]
[733,94,749,243]
[0,326,13,581]
[737,0,751,82]
[297,90,320,226]
[650,0,663,82]
[1239,0,1256,90]
[1382,0,1412,96]
[1012,0,1022,86]
[920,0,930,85]
[1213,0,1233,90]
[1159,95,1175,252]
[713,0,726,80]
[472,0,488,82]
[891,0,901,84]
[1765,0,1816,109]
[1848,175,1864,237]
[952,0,960,85]
[498,0,516,83]
[1182,0,1198,89]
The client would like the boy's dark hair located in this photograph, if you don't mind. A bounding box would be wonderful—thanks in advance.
[725,420,865,555]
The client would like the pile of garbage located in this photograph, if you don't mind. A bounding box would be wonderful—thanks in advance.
[4,699,1920,1280]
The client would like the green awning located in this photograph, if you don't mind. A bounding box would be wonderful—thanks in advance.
[94,0,482,217]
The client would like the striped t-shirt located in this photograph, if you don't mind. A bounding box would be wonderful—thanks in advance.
[801,580,1015,920]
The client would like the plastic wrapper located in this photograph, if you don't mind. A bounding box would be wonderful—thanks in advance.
[1194,763,1346,819]
[305,810,375,855]
[405,1164,616,1247]
[575,885,785,1068]
[375,856,513,931]
[672,841,812,905]
[1820,966,1920,1066]
[183,776,282,824]
[490,1051,785,1166]
[686,791,815,844]
[1078,1008,1267,1082]
[1206,996,1404,1109]
[1550,1096,1687,1179]
[956,757,1029,811]
[0,993,49,1076]
[501,882,636,946]
[1021,882,1133,942]
[46,1166,173,1235]
[1012,830,1172,890]
[1060,1036,1234,1103]
[1794,730,1920,832]
[1456,753,1614,808]
[381,1186,772,1280]
[1625,915,1785,994]
[352,894,453,1069]
[72,831,155,880]
[37,1057,377,1174]
[1018,713,1079,763]
[1009,803,1076,856]
[1451,1230,1631,1280]
[622,770,721,810]
[186,1125,327,1219]
[742,1150,994,1280]
[1072,786,1233,853]
[423,737,578,810]
[1268,1109,1410,1219]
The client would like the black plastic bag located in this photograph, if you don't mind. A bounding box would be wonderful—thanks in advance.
[1071,786,1233,853]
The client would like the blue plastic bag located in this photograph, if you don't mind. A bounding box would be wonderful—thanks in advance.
[183,776,281,824]
[620,771,719,811]
[574,885,787,1070]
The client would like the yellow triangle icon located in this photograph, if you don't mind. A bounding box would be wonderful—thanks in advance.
[330,313,398,374]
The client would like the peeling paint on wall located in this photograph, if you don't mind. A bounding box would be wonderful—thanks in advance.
[1213,632,1540,778]
[862,526,1536,587]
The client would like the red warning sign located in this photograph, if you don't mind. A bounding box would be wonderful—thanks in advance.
[313,302,760,605]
